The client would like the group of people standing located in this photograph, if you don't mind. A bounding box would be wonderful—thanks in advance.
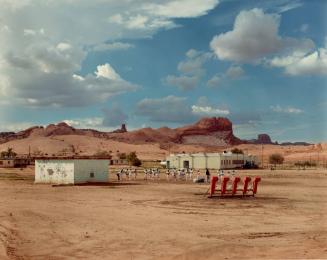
[143,168,161,180]
[165,168,198,181]
[115,167,237,183]
[116,168,137,181]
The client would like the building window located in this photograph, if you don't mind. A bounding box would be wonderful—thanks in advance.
[90,172,95,178]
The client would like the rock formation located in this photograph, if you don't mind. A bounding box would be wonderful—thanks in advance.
[0,117,243,147]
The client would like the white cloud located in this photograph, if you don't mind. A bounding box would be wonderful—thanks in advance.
[226,65,244,79]
[143,0,219,18]
[210,8,282,62]
[165,75,199,91]
[0,0,218,108]
[207,75,221,88]
[192,96,230,116]
[0,61,137,107]
[165,49,211,90]
[136,95,232,124]
[270,105,303,114]
[57,42,72,51]
[191,105,230,116]
[63,117,103,129]
[210,8,314,63]
[95,63,121,80]
[177,51,211,75]
[276,0,303,13]
[92,42,134,52]
[207,65,244,87]
[270,47,327,76]
[136,95,196,123]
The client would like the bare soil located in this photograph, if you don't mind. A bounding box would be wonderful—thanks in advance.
[0,167,326,259]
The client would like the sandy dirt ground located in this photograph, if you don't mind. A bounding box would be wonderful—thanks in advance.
[0,167,327,259]
[1,135,327,163]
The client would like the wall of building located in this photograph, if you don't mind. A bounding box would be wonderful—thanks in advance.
[35,160,75,184]
[74,160,108,184]
[0,159,15,168]
[35,159,109,184]
[193,155,207,169]
[166,155,180,169]
[207,156,220,169]
[166,153,257,170]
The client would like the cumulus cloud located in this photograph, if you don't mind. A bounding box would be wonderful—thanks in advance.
[165,75,200,91]
[207,75,221,88]
[177,51,212,76]
[136,95,230,123]
[136,95,196,123]
[143,0,219,18]
[165,49,211,90]
[63,118,103,129]
[92,42,134,52]
[270,105,303,114]
[191,105,230,116]
[95,63,121,80]
[0,58,137,107]
[210,8,282,62]
[210,8,314,63]
[225,65,244,79]
[102,105,128,127]
[0,0,218,108]
[192,96,230,116]
[207,65,245,88]
[270,46,327,76]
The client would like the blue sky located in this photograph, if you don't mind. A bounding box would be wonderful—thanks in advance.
[0,0,326,142]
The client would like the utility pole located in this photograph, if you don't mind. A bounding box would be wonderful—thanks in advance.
[261,144,264,169]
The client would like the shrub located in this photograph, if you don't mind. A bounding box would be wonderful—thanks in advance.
[231,148,244,154]
[126,152,142,167]
[0,147,17,158]
[269,153,284,166]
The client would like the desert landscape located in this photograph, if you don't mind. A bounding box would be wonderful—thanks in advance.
[0,167,327,259]
[1,118,326,164]
[1,1,326,259]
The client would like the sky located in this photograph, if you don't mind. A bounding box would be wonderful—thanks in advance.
[0,0,326,143]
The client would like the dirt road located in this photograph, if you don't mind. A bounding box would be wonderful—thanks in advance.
[0,168,326,259]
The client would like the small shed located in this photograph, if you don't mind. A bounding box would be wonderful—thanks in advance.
[35,159,109,184]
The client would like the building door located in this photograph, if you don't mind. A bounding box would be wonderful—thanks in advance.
[166,161,170,169]
[183,160,190,169]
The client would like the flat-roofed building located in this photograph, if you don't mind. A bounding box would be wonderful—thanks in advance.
[166,152,258,170]
[0,158,31,168]
[35,159,109,184]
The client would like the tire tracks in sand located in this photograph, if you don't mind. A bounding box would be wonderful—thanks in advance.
[0,214,24,260]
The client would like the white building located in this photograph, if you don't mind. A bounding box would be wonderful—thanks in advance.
[35,159,109,184]
[166,152,258,170]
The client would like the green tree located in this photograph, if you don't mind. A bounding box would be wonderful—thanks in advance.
[0,147,17,158]
[126,152,142,167]
[269,153,284,167]
[118,152,127,160]
[231,148,244,154]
